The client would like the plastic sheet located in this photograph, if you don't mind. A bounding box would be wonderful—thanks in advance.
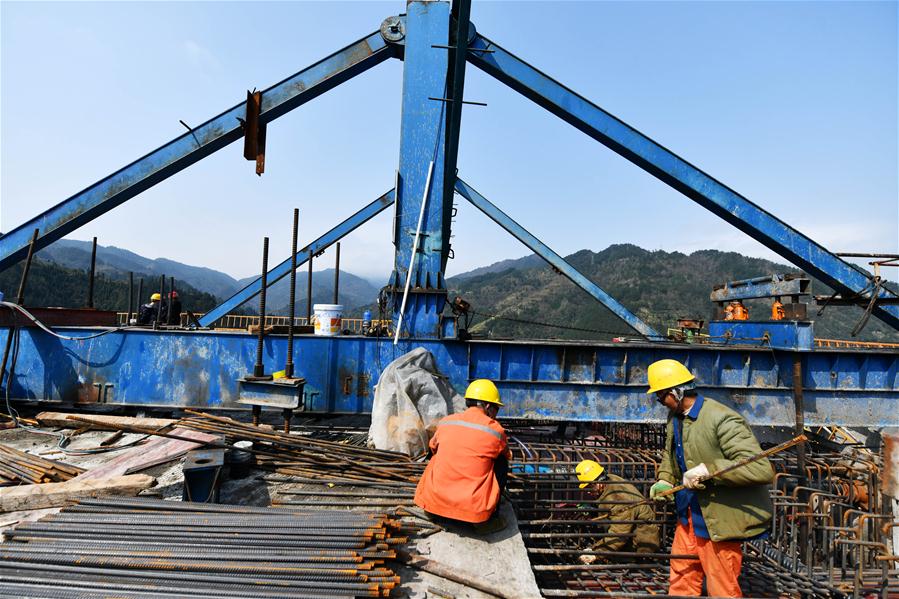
[367,347,465,456]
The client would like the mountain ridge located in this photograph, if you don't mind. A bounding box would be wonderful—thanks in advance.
[17,239,899,342]
[445,244,899,343]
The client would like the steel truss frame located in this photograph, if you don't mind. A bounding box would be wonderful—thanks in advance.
[0,2,897,425]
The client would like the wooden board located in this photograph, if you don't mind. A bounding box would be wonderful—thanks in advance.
[0,474,154,513]
[35,412,176,431]
[75,427,219,481]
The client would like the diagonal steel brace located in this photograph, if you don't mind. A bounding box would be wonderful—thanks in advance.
[454,178,662,340]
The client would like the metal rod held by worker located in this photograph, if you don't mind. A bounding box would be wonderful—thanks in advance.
[86,236,97,308]
[395,160,434,345]
[254,237,269,378]
[654,434,807,501]
[333,242,341,304]
[286,209,298,378]
[306,250,313,322]
[127,272,133,324]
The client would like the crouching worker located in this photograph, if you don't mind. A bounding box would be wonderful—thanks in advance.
[414,379,511,529]
[576,460,660,565]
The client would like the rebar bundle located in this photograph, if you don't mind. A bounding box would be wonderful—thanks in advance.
[176,411,426,484]
[0,496,408,598]
[0,443,84,485]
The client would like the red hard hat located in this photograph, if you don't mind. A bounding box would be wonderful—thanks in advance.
[170,291,179,298]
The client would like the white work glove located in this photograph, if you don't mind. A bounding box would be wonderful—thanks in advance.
[682,463,710,490]
[579,554,597,565]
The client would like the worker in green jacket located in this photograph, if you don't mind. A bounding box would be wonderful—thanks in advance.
[575,460,660,564]
[647,359,774,598]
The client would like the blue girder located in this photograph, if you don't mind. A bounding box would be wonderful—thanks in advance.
[464,31,899,331]
[454,178,662,340]
[1,327,895,427]
[0,30,394,271]
[710,275,810,302]
[388,2,452,339]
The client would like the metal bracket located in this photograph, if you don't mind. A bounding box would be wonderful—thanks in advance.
[243,90,266,176]
[182,448,225,503]
[380,15,406,43]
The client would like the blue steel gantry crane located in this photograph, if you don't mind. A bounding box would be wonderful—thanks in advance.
[0,1,897,430]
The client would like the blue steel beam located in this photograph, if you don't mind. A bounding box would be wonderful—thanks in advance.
[2,327,896,427]
[441,0,473,238]
[0,30,395,271]
[454,178,662,340]
[710,275,810,302]
[198,189,395,327]
[389,1,452,339]
[464,32,899,332]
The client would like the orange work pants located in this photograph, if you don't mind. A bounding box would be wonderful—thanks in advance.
[669,514,743,597]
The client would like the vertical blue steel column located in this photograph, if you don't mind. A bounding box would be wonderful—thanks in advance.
[389,0,451,339]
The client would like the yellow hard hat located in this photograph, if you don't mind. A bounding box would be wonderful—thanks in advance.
[150,293,162,301]
[576,460,606,488]
[646,359,695,394]
[464,379,503,406]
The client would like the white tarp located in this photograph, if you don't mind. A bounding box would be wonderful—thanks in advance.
[367,347,465,457]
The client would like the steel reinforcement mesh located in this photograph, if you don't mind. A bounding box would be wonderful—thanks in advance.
[502,422,898,599]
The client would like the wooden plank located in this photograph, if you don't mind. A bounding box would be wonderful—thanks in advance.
[0,474,154,513]
[75,427,219,481]
[35,412,176,431]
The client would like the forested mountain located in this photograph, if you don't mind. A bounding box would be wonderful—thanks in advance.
[33,239,381,314]
[37,239,242,300]
[0,259,220,315]
[236,269,381,315]
[446,245,899,343]
[4,242,896,343]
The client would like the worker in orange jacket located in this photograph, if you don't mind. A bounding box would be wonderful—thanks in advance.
[414,379,511,524]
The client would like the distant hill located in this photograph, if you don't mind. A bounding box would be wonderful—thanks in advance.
[9,240,897,342]
[446,244,899,343]
[0,258,221,314]
[33,239,381,314]
[38,239,242,300]
[452,254,544,279]
[236,269,381,315]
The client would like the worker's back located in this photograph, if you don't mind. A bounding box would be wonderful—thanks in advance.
[595,473,660,553]
[414,407,509,523]
[137,302,158,325]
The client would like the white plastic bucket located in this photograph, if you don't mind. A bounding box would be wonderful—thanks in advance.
[313,304,343,336]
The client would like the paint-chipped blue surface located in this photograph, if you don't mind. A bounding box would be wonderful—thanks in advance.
[388,1,451,339]
[709,275,809,302]
[708,320,815,351]
[2,327,896,427]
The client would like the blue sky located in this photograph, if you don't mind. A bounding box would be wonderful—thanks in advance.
[2,1,896,285]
